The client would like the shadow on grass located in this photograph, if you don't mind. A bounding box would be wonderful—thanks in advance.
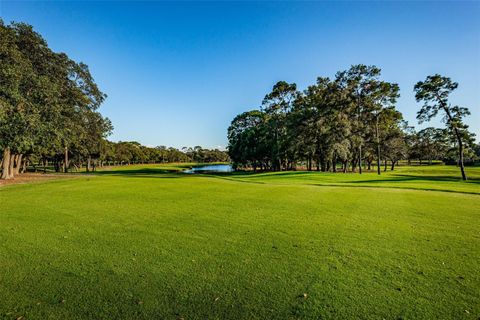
[310,183,480,196]
[355,174,480,184]
[90,167,239,179]
[402,173,480,181]
[90,168,185,178]
[233,170,480,184]
[346,176,480,184]
[86,167,480,194]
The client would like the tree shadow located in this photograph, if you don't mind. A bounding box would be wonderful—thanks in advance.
[89,168,185,178]
[85,167,480,194]
[311,183,480,196]
[392,174,480,184]
[89,167,241,179]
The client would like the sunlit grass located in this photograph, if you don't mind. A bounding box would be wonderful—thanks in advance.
[0,164,478,319]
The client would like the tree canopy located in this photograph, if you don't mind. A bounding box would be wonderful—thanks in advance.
[0,20,111,179]
[227,66,477,177]
[414,74,474,180]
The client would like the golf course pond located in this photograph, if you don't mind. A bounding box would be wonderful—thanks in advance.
[183,164,233,173]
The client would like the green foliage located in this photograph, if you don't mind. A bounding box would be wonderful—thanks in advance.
[414,74,476,180]
[415,74,459,123]
[0,19,111,178]
[96,141,229,165]
[228,65,405,172]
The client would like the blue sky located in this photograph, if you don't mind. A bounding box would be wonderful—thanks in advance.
[1,1,479,148]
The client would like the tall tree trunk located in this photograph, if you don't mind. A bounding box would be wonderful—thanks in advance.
[320,155,326,172]
[454,127,467,180]
[440,100,467,180]
[273,121,280,172]
[375,116,381,175]
[64,146,69,173]
[358,144,362,174]
[384,158,387,172]
[21,158,28,173]
[391,160,395,171]
[14,154,23,175]
[8,153,15,179]
[357,95,362,174]
[1,148,12,179]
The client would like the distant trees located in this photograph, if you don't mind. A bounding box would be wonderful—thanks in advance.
[228,68,477,176]
[474,143,480,160]
[5,139,228,173]
[413,128,449,165]
[98,142,228,167]
[181,146,230,163]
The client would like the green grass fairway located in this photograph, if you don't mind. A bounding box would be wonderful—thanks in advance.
[1,165,479,319]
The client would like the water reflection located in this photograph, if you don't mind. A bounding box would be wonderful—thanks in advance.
[183,164,233,174]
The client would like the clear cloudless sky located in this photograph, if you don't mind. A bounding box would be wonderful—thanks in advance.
[1,1,479,149]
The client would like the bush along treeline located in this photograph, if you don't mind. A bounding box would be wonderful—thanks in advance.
[0,20,112,179]
[228,65,477,180]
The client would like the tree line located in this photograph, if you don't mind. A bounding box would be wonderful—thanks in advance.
[0,20,228,179]
[228,65,477,180]
[97,142,229,167]
[27,141,229,173]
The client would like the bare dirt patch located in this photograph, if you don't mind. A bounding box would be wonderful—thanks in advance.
[0,173,79,187]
